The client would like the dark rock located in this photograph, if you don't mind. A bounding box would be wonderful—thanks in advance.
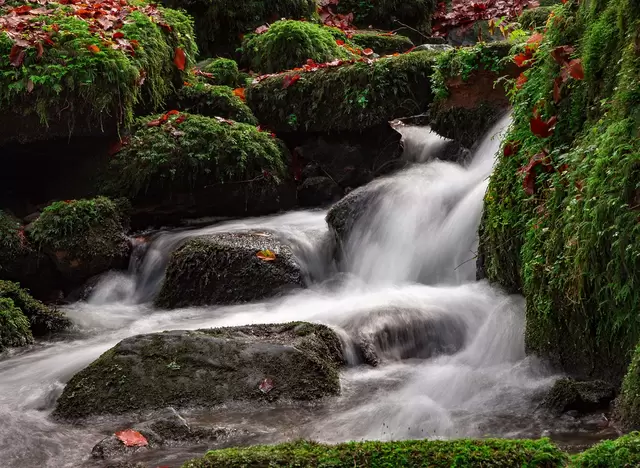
[543,378,616,415]
[92,407,233,460]
[155,231,304,308]
[301,162,323,179]
[297,177,342,207]
[414,43,453,53]
[54,323,345,419]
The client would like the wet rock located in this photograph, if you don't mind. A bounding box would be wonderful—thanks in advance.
[155,232,304,308]
[542,378,616,414]
[54,323,345,419]
[92,407,233,460]
[297,177,342,207]
[343,307,468,363]
[414,43,454,53]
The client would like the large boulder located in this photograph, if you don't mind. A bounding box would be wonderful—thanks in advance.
[542,378,616,415]
[0,0,196,144]
[156,232,304,308]
[28,197,131,285]
[54,322,345,419]
[103,112,294,229]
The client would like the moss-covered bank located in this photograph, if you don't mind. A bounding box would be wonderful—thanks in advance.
[0,0,196,143]
[480,0,640,382]
[246,50,439,133]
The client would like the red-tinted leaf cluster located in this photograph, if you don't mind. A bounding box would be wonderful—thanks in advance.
[317,0,354,31]
[530,112,557,138]
[0,0,175,68]
[549,45,583,103]
[513,32,544,68]
[431,0,539,37]
[519,149,554,195]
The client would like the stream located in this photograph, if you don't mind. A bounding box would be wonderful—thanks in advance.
[0,116,615,467]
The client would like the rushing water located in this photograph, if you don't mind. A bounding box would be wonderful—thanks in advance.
[0,116,612,468]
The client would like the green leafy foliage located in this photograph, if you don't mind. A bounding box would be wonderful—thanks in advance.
[104,112,287,200]
[0,297,32,351]
[201,58,244,87]
[242,20,355,74]
[0,210,25,261]
[571,432,640,466]
[246,50,438,133]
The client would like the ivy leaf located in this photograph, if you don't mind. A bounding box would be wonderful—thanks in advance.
[173,47,186,71]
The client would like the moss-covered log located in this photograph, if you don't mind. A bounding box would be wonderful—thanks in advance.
[246,50,439,133]
[480,0,640,382]
[182,438,568,467]
[0,0,196,143]
[54,323,345,419]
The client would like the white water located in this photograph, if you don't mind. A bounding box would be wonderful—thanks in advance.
[0,116,568,467]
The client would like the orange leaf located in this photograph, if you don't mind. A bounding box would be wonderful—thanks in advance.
[516,73,528,89]
[173,47,186,71]
[567,58,584,80]
[526,32,544,47]
[87,44,100,54]
[282,74,300,89]
[256,249,276,261]
[362,48,374,56]
[336,39,345,46]
[115,429,148,447]
[513,53,529,67]
[233,87,246,101]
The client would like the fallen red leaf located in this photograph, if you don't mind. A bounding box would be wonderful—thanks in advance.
[362,48,374,56]
[566,58,584,80]
[173,47,186,71]
[9,45,25,67]
[35,42,44,59]
[255,24,269,34]
[115,429,148,447]
[256,249,276,261]
[13,5,32,14]
[526,32,544,47]
[113,31,124,39]
[166,110,180,116]
[513,53,529,67]
[530,111,557,138]
[282,74,301,89]
[87,44,100,53]
[550,45,574,65]
[553,76,563,103]
[233,87,246,101]
[147,119,162,127]
[336,39,345,46]
[519,149,553,195]
[516,72,528,89]
[503,141,520,157]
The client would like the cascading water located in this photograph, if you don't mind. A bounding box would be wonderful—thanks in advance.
[0,115,597,468]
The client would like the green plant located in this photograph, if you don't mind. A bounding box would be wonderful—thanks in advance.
[201,58,243,87]
[177,82,257,124]
[351,32,414,55]
[0,297,32,350]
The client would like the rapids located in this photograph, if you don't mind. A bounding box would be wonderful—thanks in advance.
[0,116,608,467]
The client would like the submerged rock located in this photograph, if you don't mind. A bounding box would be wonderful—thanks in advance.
[54,323,345,419]
[542,378,615,415]
[155,232,304,308]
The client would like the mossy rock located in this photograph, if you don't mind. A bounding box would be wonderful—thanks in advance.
[430,102,507,148]
[519,7,553,30]
[543,378,615,415]
[615,343,640,430]
[351,31,414,56]
[176,83,257,124]
[54,322,345,419]
[0,297,32,351]
[102,112,291,227]
[0,280,69,336]
[242,20,355,74]
[246,50,439,133]
[200,58,244,87]
[28,197,130,284]
[182,438,567,467]
[0,0,196,144]
[165,0,316,58]
[156,232,304,308]
[337,0,436,36]
[570,432,640,467]
[480,0,640,382]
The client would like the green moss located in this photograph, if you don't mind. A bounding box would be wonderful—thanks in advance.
[519,7,554,30]
[0,297,33,350]
[200,58,243,87]
[0,210,26,265]
[337,0,436,35]
[0,280,69,336]
[176,83,257,124]
[242,20,355,74]
[480,0,640,382]
[166,0,316,58]
[351,32,414,56]
[616,344,640,429]
[570,432,640,466]
[246,50,439,133]
[0,1,197,142]
[103,112,287,201]
[182,438,568,467]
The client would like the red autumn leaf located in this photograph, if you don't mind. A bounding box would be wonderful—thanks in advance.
[87,44,100,53]
[530,113,557,138]
[516,72,528,89]
[513,53,529,67]
[214,116,235,125]
[553,76,563,103]
[35,42,44,59]
[550,45,574,65]
[519,150,553,195]
[166,110,180,116]
[174,114,187,125]
[526,32,544,47]
[233,87,246,101]
[362,48,374,56]
[13,5,32,14]
[566,58,584,80]
[282,74,301,89]
[9,45,25,67]
[113,31,124,39]
[255,24,269,34]
[336,39,345,46]
[147,119,162,127]
[173,47,186,70]
[115,429,148,447]
[503,141,520,157]
[256,249,276,261]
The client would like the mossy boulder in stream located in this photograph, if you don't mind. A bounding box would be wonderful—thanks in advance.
[0,297,32,351]
[54,322,345,419]
[200,58,244,88]
[246,50,439,133]
[156,232,304,308]
[615,343,640,430]
[479,0,640,382]
[0,0,196,143]
[28,197,130,285]
[542,378,615,415]
[242,20,355,74]
[182,438,567,467]
[103,112,292,227]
